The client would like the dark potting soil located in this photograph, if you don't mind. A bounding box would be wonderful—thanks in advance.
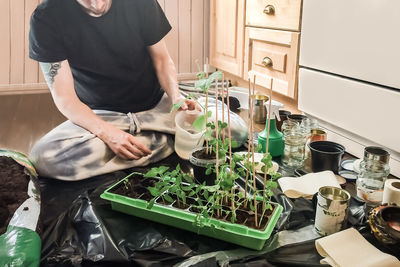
[192,149,216,160]
[111,175,156,201]
[112,175,276,231]
[0,156,30,235]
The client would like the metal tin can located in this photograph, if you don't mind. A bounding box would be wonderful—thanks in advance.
[315,186,351,236]
[252,94,268,124]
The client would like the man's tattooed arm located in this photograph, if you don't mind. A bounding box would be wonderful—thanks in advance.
[39,62,62,91]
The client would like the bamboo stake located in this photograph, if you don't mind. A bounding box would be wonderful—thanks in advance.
[250,75,258,228]
[204,59,210,154]
[215,77,220,218]
[263,79,274,212]
[221,75,226,142]
[244,79,252,199]
[205,89,209,154]
[227,85,234,212]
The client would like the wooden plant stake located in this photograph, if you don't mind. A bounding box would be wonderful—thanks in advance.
[244,78,252,199]
[250,75,258,228]
[226,83,234,211]
[205,58,209,154]
[263,79,274,212]
[221,74,226,142]
[205,89,209,155]
[215,77,220,218]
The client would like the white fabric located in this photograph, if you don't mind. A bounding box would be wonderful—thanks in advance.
[315,228,400,267]
[278,171,341,199]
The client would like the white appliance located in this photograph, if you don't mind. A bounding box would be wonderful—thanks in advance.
[298,0,400,177]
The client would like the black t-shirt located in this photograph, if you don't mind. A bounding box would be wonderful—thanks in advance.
[29,0,171,113]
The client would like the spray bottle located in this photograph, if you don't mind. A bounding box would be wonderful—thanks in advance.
[257,100,284,157]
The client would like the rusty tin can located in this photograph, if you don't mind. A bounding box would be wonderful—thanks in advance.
[315,186,351,236]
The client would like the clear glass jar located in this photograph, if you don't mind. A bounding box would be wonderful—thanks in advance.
[356,147,390,204]
[282,121,307,169]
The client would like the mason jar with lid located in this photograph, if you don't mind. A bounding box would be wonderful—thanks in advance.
[356,147,390,204]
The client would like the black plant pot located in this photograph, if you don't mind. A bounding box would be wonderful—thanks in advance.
[309,141,345,174]
[189,147,225,186]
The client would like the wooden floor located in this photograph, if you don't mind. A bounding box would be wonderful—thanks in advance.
[0,93,66,155]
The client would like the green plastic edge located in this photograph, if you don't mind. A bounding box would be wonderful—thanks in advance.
[0,149,38,177]
[101,173,283,250]
[0,226,41,267]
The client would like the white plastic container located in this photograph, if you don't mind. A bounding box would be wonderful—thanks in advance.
[174,110,205,160]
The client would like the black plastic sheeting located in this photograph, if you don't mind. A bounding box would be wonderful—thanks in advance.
[39,153,400,266]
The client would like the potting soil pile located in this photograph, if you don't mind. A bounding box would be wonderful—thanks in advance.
[38,153,400,266]
[0,150,42,267]
[0,156,30,234]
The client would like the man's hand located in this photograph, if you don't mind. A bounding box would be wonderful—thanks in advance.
[173,95,201,111]
[99,125,152,160]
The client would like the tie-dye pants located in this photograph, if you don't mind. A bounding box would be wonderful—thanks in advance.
[30,94,175,181]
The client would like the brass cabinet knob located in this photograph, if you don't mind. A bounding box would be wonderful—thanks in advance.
[263,5,275,15]
[262,57,273,67]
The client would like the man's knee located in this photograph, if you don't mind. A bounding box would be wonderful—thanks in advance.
[30,139,76,179]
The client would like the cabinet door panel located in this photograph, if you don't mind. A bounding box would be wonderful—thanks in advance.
[244,27,299,99]
[210,0,245,77]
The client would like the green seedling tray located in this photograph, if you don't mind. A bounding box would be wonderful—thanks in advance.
[101,173,283,250]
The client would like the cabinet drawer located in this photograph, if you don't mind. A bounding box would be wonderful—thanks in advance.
[246,0,302,31]
[244,27,299,98]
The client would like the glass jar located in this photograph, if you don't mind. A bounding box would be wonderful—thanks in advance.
[282,121,307,169]
[356,147,390,204]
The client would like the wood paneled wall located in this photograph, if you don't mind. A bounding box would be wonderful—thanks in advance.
[0,0,210,95]
[158,0,210,77]
[0,0,47,95]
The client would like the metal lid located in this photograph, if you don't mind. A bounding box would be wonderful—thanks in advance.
[364,146,390,164]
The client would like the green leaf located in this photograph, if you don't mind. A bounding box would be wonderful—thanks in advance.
[231,140,239,148]
[160,165,170,172]
[266,180,278,189]
[171,100,186,113]
[195,79,207,90]
[197,71,206,80]
[205,168,212,175]
[181,185,193,192]
[182,173,192,183]
[147,198,155,209]
[250,201,255,211]
[204,190,209,200]
[163,194,174,203]
[169,186,177,194]
[144,168,159,178]
[148,187,159,197]
[193,114,207,131]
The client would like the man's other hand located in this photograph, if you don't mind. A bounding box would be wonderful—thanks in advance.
[100,126,152,160]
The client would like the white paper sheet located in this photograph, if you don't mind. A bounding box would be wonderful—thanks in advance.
[278,171,341,199]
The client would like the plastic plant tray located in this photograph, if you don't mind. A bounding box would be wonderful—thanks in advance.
[100,173,283,250]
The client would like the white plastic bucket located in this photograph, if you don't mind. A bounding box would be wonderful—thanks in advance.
[174,110,205,160]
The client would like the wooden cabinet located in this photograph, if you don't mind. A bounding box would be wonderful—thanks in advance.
[246,0,302,31]
[209,0,246,77]
[210,0,302,100]
[244,28,299,98]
